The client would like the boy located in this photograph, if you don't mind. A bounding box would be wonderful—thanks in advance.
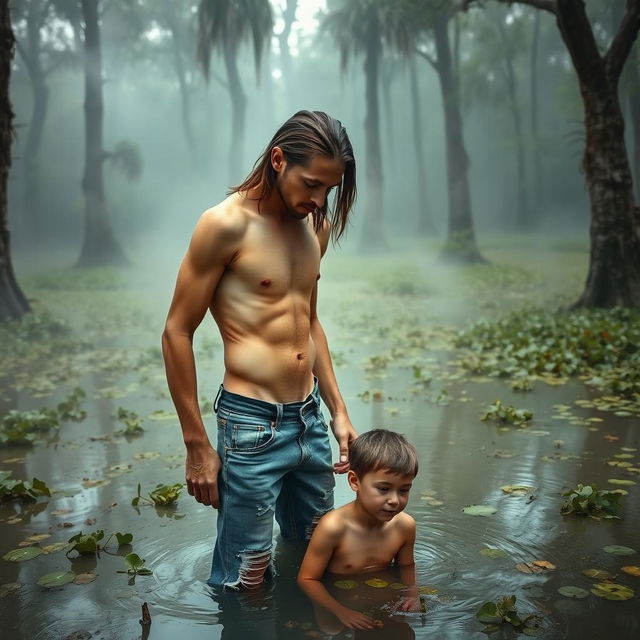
[298,429,420,631]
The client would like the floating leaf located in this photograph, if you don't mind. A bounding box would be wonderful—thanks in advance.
[418,586,439,594]
[333,579,358,590]
[41,542,70,554]
[364,578,388,588]
[515,561,555,574]
[389,582,406,590]
[558,586,589,599]
[37,571,76,587]
[73,573,97,585]
[621,566,640,576]
[603,545,636,556]
[501,485,534,496]
[607,479,636,486]
[2,547,43,562]
[462,505,497,516]
[583,568,616,580]
[480,548,508,559]
[590,582,634,600]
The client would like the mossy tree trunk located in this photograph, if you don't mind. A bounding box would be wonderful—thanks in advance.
[0,0,30,319]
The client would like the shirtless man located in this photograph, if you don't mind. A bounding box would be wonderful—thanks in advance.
[162,111,358,589]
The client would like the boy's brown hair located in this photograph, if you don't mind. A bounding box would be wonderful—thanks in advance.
[349,429,418,478]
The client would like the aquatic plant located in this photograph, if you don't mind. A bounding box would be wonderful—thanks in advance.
[561,483,623,519]
[481,400,532,425]
[456,307,640,396]
[476,595,542,634]
[114,407,144,435]
[0,471,50,500]
[132,482,183,506]
[116,553,152,576]
[67,529,133,556]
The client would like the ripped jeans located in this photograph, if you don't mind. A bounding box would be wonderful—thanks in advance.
[208,379,335,589]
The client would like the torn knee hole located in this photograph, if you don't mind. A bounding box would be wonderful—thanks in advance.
[238,549,272,589]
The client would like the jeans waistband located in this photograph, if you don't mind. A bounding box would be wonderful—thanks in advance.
[214,378,320,421]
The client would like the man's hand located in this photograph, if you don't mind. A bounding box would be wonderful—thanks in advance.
[185,443,221,507]
[330,413,357,474]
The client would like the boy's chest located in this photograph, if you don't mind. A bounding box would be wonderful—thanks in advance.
[330,529,402,573]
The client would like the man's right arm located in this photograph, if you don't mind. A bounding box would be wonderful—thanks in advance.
[162,207,242,508]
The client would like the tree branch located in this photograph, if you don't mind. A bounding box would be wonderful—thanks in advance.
[605,0,640,81]
[464,0,556,14]
[415,47,438,72]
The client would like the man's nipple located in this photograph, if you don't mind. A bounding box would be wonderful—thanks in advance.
[260,279,272,287]
[296,353,304,360]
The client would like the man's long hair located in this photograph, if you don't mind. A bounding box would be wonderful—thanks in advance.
[231,110,356,243]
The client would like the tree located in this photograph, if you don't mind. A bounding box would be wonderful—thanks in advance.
[470,0,640,307]
[76,0,133,267]
[197,0,273,184]
[413,1,485,261]
[323,0,401,251]
[12,0,78,230]
[0,0,30,319]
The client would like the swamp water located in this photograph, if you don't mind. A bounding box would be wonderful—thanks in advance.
[1,243,638,639]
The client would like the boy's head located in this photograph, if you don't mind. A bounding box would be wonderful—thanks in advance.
[347,430,418,523]
[349,429,419,479]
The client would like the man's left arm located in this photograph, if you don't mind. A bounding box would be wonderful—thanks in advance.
[310,221,357,474]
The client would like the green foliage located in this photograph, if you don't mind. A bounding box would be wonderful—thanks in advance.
[132,482,183,506]
[456,308,640,395]
[117,552,152,576]
[0,472,51,501]
[0,409,59,446]
[67,529,133,555]
[481,400,532,425]
[114,407,144,435]
[57,387,87,421]
[476,595,542,633]
[561,483,623,519]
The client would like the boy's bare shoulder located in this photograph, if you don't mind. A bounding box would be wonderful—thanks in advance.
[314,506,350,539]
[394,512,416,534]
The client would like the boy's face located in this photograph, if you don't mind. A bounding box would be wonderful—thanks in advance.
[349,468,414,523]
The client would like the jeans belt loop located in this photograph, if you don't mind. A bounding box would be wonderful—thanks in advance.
[213,385,223,414]
[275,403,283,429]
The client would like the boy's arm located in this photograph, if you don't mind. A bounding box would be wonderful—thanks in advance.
[297,517,377,630]
[310,220,357,474]
[394,516,420,611]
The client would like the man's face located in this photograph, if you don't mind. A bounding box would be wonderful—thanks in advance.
[274,153,345,220]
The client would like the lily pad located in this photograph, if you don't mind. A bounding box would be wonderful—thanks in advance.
[333,580,358,590]
[418,585,439,594]
[621,566,640,576]
[462,505,497,516]
[364,578,388,588]
[603,545,636,556]
[480,548,508,559]
[558,586,589,599]
[583,568,616,580]
[389,582,406,590]
[73,573,97,585]
[37,571,76,587]
[590,582,634,600]
[515,561,556,574]
[41,542,70,554]
[2,547,43,562]
[501,485,534,496]
[607,479,636,486]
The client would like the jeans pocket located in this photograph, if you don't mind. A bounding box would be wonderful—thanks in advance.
[224,415,275,452]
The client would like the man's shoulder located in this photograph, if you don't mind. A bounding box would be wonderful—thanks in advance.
[198,194,252,239]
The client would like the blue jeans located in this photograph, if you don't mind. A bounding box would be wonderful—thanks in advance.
[208,379,335,589]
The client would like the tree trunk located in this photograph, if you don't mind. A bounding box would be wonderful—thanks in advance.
[572,87,640,307]
[359,27,387,251]
[0,0,30,319]
[530,10,543,216]
[625,48,640,202]
[76,0,128,267]
[162,0,196,155]
[409,57,435,234]
[223,37,247,186]
[432,14,484,262]
[20,2,49,230]
[498,18,529,228]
